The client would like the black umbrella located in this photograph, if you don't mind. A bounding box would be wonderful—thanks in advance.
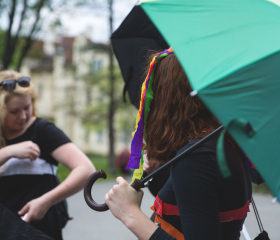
[111,4,169,108]
[0,203,53,240]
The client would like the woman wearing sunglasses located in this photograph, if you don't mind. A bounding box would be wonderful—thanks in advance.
[0,70,96,240]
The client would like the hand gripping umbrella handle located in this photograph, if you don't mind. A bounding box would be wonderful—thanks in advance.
[84,169,145,212]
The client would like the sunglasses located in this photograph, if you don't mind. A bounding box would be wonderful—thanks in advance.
[0,77,30,92]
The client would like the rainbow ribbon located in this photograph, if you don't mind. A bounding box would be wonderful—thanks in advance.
[126,47,173,181]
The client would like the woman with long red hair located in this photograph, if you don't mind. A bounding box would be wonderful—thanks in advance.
[105,48,252,240]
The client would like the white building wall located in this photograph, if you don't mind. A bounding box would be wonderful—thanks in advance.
[24,34,133,156]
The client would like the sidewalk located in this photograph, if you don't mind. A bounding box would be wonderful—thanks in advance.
[63,178,154,240]
[241,193,280,240]
[63,179,280,240]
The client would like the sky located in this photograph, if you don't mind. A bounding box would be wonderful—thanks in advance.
[47,1,137,43]
[0,0,137,44]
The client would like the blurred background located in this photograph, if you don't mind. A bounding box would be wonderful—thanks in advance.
[0,1,279,239]
[0,0,138,179]
[0,0,275,202]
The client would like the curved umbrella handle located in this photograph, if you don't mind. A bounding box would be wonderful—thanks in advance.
[84,170,109,211]
[84,169,145,212]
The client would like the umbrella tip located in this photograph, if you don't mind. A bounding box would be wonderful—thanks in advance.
[190,90,198,97]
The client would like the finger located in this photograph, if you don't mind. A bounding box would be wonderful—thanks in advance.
[31,149,40,160]
[29,142,40,153]
[112,184,119,191]
[34,145,41,155]
[105,193,109,202]
[33,142,40,150]
[32,149,40,157]
[33,151,40,159]
[108,188,114,198]
[29,152,37,161]
[116,176,125,184]
[31,144,40,154]
[18,204,29,216]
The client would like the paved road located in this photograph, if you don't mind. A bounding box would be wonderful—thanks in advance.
[63,177,280,240]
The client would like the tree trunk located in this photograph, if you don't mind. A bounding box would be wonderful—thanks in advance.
[17,0,43,71]
[2,0,16,69]
[108,0,116,174]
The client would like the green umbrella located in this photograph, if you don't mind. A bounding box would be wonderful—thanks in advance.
[139,0,280,198]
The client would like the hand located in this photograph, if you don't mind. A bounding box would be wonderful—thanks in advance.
[143,154,161,175]
[7,141,40,161]
[18,196,50,223]
[105,177,144,224]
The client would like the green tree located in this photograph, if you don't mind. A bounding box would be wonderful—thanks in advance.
[1,0,50,70]
[82,59,137,174]
[0,0,87,70]
[76,0,134,174]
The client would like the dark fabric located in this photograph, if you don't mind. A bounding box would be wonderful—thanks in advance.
[0,202,53,240]
[0,175,56,213]
[143,166,170,198]
[0,175,69,240]
[111,4,169,108]
[5,117,71,166]
[250,168,264,185]
[150,227,175,240]
[150,137,252,240]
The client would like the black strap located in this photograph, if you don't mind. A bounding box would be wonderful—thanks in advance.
[251,196,270,240]
[251,196,264,233]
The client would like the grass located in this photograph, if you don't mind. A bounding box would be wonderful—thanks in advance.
[57,153,128,182]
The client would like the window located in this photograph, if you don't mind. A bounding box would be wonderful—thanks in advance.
[92,59,103,72]
[97,131,104,142]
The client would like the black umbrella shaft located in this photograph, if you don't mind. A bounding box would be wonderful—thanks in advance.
[140,125,224,186]
[83,125,224,211]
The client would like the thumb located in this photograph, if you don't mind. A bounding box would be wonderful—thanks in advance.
[18,204,29,216]
[116,176,125,185]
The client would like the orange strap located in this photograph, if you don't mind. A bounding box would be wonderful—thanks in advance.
[151,206,184,240]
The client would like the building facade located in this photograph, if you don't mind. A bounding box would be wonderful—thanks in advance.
[21,33,135,156]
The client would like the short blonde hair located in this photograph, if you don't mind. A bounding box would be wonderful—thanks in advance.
[0,70,38,147]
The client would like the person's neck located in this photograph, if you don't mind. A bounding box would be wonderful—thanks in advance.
[4,116,36,140]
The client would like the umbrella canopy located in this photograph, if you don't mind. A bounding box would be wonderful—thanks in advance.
[111,4,169,108]
[139,0,280,197]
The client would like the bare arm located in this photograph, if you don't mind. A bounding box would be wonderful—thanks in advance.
[19,142,96,222]
[0,141,40,166]
[105,177,158,240]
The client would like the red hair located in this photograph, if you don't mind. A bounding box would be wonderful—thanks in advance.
[145,53,221,162]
